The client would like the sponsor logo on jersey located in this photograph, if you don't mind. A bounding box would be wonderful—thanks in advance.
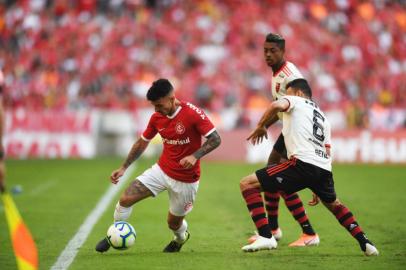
[175,121,186,134]
[276,176,283,183]
[162,137,191,145]
[276,83,281,92]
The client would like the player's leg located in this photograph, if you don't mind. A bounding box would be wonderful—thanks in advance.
[96,164,164,253]
[310,169,378,256]
[240,172,279,252]
[114,179,154,220]
[321,199,378,256]
[95,179,153,252]
[280,191,315,235]
[162,178,197,252]
[264,135,285,235]
[163,213,190,252]
[268,134,318,245]
[280,190,319,247]
[243,158,313,252]
[247,141,285,243]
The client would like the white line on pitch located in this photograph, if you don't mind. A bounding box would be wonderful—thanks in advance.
[28,179,59,197]
[50,165,136,270]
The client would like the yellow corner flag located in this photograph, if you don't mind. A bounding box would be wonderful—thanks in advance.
[1,191,38,270]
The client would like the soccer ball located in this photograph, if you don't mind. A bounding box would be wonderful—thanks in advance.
[106,221,136,250]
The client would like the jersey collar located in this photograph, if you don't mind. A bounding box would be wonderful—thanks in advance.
[166,105,182,119]
[273,61,287,77]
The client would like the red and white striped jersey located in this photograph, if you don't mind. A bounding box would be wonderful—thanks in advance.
[271,61,303,101]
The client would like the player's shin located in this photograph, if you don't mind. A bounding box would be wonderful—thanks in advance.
[173,219,188,243]
[264,191,280,231]
[281,192,316,235]
[242,188,272,238]
[114,201,133,221]
[331,203,373,251]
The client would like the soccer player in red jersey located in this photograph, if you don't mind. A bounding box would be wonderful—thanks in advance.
[96,78,221,253]
[248,33,319,247]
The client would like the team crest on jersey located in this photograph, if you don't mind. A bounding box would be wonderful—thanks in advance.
[175,121,186,134]
[279,74,285,78]
[184,202,193,212]
[276,83,281,92]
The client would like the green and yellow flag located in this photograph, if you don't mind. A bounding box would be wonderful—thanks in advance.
[1,192,38,270]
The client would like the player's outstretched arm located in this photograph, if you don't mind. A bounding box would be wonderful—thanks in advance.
[264,114,280,129]
[247,99,289,145]
[110,138,149,184]
[180,131,221,169]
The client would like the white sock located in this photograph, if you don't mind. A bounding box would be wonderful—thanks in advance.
[173,219,188,243]
[113,202,133,221]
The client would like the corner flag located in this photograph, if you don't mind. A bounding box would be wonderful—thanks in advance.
[1,191,38,270]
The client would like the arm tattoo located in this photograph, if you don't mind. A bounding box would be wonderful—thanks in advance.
[193,130,221,159]
[125,180,153,197]
[122,138,148,169]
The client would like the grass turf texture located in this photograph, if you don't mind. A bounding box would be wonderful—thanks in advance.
[0,158,405,270]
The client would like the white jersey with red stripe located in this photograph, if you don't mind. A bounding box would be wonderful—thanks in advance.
[271,61,304,101]
[281,95,332,171]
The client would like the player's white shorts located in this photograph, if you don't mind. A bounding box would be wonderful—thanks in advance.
[137,163,199,217]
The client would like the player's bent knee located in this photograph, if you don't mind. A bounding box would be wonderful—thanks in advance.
[240,174,261,192]
[323,198,342,212]
[239,177,251,192]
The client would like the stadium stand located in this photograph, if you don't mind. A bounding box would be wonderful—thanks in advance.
[0,0,405,131]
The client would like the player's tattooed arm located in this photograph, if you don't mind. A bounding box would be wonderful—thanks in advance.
[125,179,153,197]
[122,138,149,169]
[193,130,221,159]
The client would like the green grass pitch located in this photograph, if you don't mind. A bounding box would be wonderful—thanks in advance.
[1,158,405,270]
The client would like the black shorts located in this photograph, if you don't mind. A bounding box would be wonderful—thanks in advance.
[273,133,287,159]
[255,158,337,203]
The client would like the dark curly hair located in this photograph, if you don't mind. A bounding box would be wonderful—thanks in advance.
[265,33,285,50]
[146,78,174,101]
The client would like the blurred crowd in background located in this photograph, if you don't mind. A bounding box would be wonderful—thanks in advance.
[0,0,405,130]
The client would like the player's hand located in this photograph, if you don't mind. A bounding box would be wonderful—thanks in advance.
[247,126,268,145]
[179,155,197,169]
[110,167,126,184]
[308,193,320,206]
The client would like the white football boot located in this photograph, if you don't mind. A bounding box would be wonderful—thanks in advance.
[364,243,379,256]
[242,235,277,252]
[248,228,282,244]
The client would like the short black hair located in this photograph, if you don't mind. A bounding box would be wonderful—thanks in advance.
[286,78,312,98]
[265,33,285,50]
[146,78,174,101]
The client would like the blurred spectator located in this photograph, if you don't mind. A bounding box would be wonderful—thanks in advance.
[0,0,405,130]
